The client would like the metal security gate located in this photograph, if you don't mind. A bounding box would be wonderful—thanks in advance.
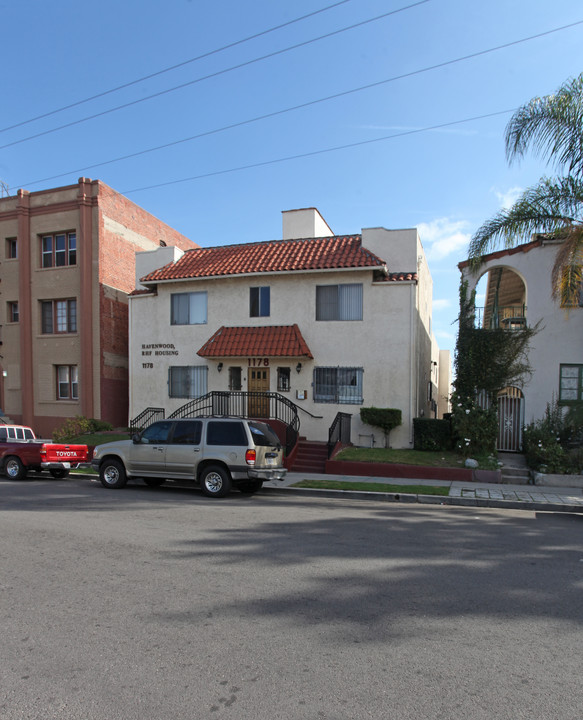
[497,391,525,452]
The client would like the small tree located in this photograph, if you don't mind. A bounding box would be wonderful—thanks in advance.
[360,407,402,448]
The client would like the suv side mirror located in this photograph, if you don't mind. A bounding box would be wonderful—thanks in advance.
[132,433,141,444]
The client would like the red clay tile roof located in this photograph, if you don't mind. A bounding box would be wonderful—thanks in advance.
[376,271,418,282]
[458,238,543,269]
[140,235,386,283]
[197,325,314,359]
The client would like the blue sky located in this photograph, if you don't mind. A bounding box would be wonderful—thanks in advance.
[2,0,582,354]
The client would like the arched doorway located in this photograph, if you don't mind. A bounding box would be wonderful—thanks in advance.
[497,386,524,452]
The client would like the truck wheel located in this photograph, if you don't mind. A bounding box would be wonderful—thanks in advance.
[50,469,69,479]
[143,477,166,487]
[5,456,27,481]
[200,465,231,498]
[238,480,263,494]
[99,459,127,489]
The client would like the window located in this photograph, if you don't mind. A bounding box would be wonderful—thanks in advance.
[6,237,17,259]
[170,420,202,445]
[41,232,76,268]
[229,367,242,391]
[41,299,77,334]
[277,367,291,392]
[170,292,207,325]
[141,421,172,444]
[316,283,363,321]
[168,366,208,398]
[250,286,270,317]
[313,367,363,404]
[57,365,79,400]
[206,420,247,446]
[8,302,19,323]
[559,364,583,405]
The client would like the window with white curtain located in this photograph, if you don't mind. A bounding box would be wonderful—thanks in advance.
[169,366,208,398]
[170,292,207,325]
[316,284,362,321]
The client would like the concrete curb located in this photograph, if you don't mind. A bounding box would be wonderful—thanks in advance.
[261,485,583,513]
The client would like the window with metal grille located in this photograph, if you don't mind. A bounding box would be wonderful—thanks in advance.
[277,367,291,392]
[229,367,242,391]
[168,366,208,398]
[316,283,363,321]
[170,292,207,325]
[57,365,78,400]
[250,286,270,317]
[41,232,76,268]
[313,367,363,404]
[559,364,583,405]
[41,299,77,334]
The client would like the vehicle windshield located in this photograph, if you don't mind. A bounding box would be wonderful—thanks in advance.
[248,421,281,447]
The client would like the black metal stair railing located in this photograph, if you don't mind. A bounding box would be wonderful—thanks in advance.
[129,407,166,432]
[131,392,302,455]
[327,411,352,458]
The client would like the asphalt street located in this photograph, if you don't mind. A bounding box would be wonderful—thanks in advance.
[1,476,582,720]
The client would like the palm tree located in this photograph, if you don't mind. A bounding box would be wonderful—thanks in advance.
[468,74,583,306]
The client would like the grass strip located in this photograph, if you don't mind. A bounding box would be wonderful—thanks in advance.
[292,479,449,495]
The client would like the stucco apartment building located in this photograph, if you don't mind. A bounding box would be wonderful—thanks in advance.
[0,178,196,437]
[129,208,451,449]
[459,236,583,451]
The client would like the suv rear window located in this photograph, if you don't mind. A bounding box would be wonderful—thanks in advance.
[248,421,280,447]
[206,421,247,446]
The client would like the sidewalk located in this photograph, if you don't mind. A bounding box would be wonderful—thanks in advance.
[263,472,583,513]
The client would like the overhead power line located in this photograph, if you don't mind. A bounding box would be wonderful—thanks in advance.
[0,0,357,135]
[0,1,430,151]
[15,18,583,189]
[121,109,516,195]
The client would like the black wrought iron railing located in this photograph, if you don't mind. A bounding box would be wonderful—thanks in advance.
[129,407,165,432]
[328,411,352,458]
[475,305,527,330]
[132,392,303,456]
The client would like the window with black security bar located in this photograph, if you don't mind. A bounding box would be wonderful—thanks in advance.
[313,367,363,404]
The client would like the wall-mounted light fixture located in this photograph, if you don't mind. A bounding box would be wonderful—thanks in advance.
[217,362,223,372]
[296,362,302,373]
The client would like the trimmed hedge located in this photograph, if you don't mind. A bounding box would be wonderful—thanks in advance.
[413,417,453,451]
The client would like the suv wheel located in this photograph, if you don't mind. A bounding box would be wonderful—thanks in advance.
[200,465,231,498]
[100,459,128,489]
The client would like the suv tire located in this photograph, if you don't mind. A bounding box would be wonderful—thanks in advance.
[100,458,128,489]
[200,465,231,498]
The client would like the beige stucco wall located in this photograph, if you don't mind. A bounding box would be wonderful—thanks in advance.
[129,262,437,448]
[461,240,583,424]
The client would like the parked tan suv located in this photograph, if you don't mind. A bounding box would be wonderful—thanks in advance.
[91,417,287,498]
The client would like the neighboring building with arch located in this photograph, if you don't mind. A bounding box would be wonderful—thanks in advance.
[459,236,583,450]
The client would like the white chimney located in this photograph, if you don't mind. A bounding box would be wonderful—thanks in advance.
[282,207,334,240]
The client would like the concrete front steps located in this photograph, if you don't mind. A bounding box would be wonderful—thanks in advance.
[498,452,531,485]
[291,439,328,474]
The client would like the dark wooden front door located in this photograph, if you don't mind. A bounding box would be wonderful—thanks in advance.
[248,368,270,418]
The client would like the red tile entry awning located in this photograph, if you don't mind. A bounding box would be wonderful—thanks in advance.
[197,324,313,358]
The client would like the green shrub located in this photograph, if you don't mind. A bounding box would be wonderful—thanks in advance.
[413,418,453,451]
[52,415,93,442]
[450,394,498,457]
[87,418,113,433]
[360,407,402,447]
[523,399,583,473]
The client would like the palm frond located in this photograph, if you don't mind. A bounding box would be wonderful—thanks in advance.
[468,176,583,267]
[505,74,583,178]
[552,226,583,304]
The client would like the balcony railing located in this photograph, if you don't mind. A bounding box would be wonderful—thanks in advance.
[475,305,527,330]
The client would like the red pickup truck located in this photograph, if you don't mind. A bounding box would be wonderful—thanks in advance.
[0,425,88,480]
